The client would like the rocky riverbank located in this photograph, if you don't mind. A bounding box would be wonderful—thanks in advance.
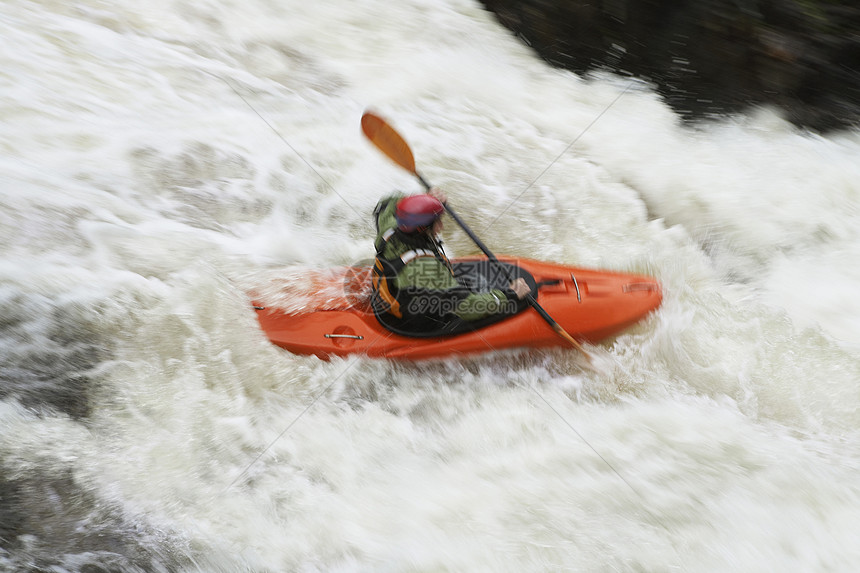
[480,0,860,132]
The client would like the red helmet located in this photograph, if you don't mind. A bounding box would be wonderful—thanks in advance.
[395,195,444,232]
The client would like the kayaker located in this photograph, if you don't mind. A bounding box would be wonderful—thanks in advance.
[371,188,531,334]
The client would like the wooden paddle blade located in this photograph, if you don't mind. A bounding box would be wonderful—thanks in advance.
[361,111,417,175]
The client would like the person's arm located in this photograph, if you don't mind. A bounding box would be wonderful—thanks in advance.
[454,289,513,320]
[454,277,530,320]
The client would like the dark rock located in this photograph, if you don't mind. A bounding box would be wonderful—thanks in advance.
[480,0,860,132]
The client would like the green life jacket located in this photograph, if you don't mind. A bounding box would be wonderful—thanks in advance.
[371,194,517,331]
[372,224,454,319]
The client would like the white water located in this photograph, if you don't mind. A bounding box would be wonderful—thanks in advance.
[2,0,860,570]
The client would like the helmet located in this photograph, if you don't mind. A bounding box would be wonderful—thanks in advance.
[395,195,444,232]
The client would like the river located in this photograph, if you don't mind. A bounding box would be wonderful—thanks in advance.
[2,0,860,571]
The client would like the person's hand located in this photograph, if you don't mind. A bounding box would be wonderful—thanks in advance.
[509,278,531,299]
[428,187,448,204]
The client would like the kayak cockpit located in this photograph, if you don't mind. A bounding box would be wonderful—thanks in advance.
[373,261,535,338]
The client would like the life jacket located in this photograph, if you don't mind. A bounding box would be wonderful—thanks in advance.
[371,226,453,319]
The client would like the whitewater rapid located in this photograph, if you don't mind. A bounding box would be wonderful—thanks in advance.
[2,0,860,571]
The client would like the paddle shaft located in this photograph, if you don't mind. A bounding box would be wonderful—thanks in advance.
[414,173,497,263]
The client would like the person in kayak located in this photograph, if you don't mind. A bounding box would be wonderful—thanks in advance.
[371,188,531,335]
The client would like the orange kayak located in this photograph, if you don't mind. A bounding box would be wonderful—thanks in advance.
[253,256,662,360]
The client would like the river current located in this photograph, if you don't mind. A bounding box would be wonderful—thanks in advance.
[2,0,860,571]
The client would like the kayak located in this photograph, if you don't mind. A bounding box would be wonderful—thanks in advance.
[253,256,661,360]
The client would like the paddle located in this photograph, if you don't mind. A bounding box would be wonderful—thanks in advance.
[361,111,593,362]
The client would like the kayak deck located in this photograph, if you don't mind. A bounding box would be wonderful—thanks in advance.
[253,256,662,360]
